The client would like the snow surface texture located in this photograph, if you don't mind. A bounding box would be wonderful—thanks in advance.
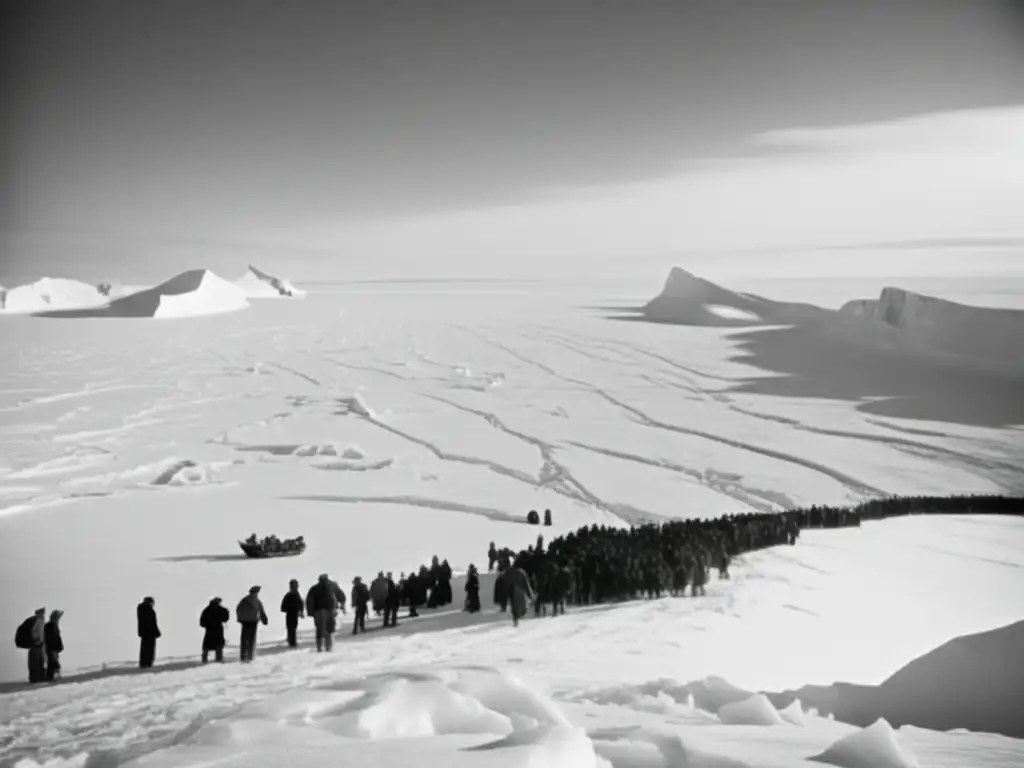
[1,282,1023,766]
[234,264,306,298]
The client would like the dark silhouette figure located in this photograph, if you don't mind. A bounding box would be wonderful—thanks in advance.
[280,580,305,648]
[403,570,421,618]
[351,577,370,635]
[543,509,552,526]
[136,597,161,669]
[383,572,400,627]
[17,608,46,683]
[199,598,229,663]
[464,564,481,613]
[43,610,64,681]
[527,509,540,525]
[487,542,498,571]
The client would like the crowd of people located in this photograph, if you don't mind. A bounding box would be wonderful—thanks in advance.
[14,494,1023,685]
[243,533,306,555]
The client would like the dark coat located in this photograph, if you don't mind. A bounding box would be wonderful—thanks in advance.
[236,594,268,625]
[199,603,229,651]
[504,566,534,618]
[385,578,400,608]
[44,621,64,654]
[351,582,370,610]
[306,580,339,614]
[137,602,161,640]
[280,591,304,617]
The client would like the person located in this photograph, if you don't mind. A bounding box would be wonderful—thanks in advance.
[236,586,268,662]
[351,576,370,635]
[370,571,389,617]
[403,570,421,618]
[21,608,46,683]
[487,542,498,572]
[280,579,305,648]
[306,573,339,652]
[543,509,552,527]
[493,569,508,613]
[464,564,481,613]
[44,610,64,681]
[383,572,400,628]
[503,559,535,627]
[199,597,229,663]
[137,597,161,669]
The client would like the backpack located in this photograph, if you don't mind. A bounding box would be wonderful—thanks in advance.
[14,617,36,649]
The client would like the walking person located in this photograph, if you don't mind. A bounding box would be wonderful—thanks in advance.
[383,572,400,628]
[236,586,268,663]
[351,576,370,635]
[305,573,340,652]
[44,610,64,681]
[136,597,161,669]
[280,580,305,648]
[199,597,229,663]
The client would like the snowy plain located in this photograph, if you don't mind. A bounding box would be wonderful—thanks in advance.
[2,278,1023,767]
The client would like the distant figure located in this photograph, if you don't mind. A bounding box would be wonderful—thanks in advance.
[280,579,305,648]
[383,571,400,628]
[464,564,481,613]
[527,509,540,525]
[199,597,229,663]
[305,573,340,652]
[370,571,389,616]
[493,569,508,612]
[504,561,535,627]
[351,577,370,635]
[436,559,453,606]
[236,586,268,662]
[137,597,161,669]
[403,570,421,618]
[15,608,47,683]
[487,542,498,572]
[543,509,552,527]
[44,610,64,681]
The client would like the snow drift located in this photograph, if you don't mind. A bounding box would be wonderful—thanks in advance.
[717,693,786,726]
[810,718,920,768]
[235,264,306,298]
[0,277,110,314]
[34,269,250,319]
[840,287,1024,367]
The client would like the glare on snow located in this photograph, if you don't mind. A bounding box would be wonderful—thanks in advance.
[1,284,1022,768]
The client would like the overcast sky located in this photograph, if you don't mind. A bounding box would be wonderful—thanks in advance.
[2,1,1023,283]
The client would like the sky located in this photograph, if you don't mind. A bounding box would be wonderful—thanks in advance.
[2,1,1024,284]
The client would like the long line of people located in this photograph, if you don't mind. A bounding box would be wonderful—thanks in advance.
[17,495,1023,684]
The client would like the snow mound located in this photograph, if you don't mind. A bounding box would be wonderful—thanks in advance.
[0,277,109,314]
[31,270,250,319]
[810,718,920,768]
[234,264,306,298]
[338,393,376,418]
[779,698,808,726]
[717,693,786,726]
[591,726,753,768]
[839,287,1024,366]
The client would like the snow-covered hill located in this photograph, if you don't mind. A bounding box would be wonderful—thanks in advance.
[34,269,250,318]
[839,287,1024,368]
[234,264,306,298]
[0,277,110,314]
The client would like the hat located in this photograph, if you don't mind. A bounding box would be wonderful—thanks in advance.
[210,597,222,604]
[352,576,362,584]
[249,585,261,593]
[35,607,46,616]
[50,610,64,620]
[319,573,329,581]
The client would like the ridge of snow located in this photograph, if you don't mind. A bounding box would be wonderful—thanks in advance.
[235,264,306,298]
[717,693,786,726]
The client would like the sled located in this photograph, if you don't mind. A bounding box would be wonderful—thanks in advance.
[238,540,307,559]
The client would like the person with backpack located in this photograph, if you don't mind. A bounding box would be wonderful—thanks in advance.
[15,608,47,683]
[280,580,305,648]
[44,610,64,681]
[199,597,229,663]
[305,573,339,652]
[236,586,268,662]
[137,597,161,669]
[350,576,370,635]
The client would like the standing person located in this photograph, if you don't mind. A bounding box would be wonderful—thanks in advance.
[504,559,535,628]
[383,572,400,628]
[305,573,338,652]
[44,610,64,681]
[137,597,161,669]
[236,586,268,663]
[464,564,481,613]
[350,577,370,635]
[15,608,47,683]
[369,572,389,617]
[280,580,305,648]
[403,569,421,618]
[199,597,229,663]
